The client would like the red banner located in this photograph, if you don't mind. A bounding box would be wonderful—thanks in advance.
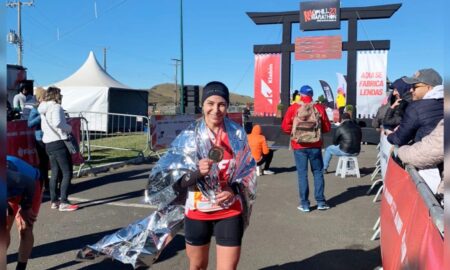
[380,158,443,269]
[254,54,280,116]
[7,118,84,167]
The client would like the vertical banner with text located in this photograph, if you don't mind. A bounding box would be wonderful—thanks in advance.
[254,54,281,116]
[356,50,388,118]
[319,80,334,108]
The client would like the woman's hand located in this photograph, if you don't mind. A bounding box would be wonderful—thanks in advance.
[384,129,393,136]
[391,98,402,109]
[215,186,234,205]
[198,158,213,176]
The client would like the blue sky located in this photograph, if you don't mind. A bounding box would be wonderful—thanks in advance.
[6,0,445,99]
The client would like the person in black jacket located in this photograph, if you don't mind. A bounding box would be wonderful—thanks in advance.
[383,77,412,130]
[387,68,443,146]
[323,113,362,173]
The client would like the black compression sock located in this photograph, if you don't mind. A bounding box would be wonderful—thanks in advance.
[16,261,27,270]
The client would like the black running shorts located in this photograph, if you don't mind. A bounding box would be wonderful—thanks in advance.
[184,215,244,247]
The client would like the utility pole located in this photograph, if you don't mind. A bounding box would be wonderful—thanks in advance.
[103,47,107,71]
[172,59,181,108]
[6,0,34,66]
[179,0,185,114]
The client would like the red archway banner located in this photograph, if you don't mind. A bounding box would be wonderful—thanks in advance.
[380,158,443,269]
[254,54,280,116]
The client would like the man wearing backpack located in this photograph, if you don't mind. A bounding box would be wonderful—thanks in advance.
[281,85,331,212]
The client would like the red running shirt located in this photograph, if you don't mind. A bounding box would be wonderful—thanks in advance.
[185,131,242,220]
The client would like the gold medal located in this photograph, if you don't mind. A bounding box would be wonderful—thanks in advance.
[208,146,224,163]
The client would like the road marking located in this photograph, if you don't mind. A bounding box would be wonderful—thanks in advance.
[71,197,158,209]
[43,195,157,209]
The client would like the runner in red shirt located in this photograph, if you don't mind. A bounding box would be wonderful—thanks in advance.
[179,81,251,270]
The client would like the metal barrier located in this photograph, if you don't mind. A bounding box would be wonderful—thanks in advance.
[69,111,153,165]
[406,165,444,237]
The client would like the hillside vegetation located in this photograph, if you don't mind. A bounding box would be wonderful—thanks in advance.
[148,83,253,105]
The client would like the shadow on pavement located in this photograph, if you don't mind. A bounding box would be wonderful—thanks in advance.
[7,228,119,263]
[72,167,151,194]
[75,190,144,210]
[327,185,372,207]
[154,234,186,264]
[359,166,376,177]
[48,234,187,270]
[259,246,381,270]
[269,166,298,174]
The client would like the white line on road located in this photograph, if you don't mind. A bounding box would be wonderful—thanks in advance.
[43,195,157,209]
[70,196,158,209]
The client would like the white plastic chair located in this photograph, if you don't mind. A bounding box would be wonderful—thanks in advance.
[335,156,360,178]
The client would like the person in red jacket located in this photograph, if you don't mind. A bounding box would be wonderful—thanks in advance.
[248,124,274,176]
[281,85,331,212]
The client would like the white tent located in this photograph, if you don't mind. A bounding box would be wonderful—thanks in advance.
[50,51,148,131]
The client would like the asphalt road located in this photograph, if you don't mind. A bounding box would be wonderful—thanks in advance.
[7,144,382,270]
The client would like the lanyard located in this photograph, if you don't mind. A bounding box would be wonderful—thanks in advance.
[208,126,223,147]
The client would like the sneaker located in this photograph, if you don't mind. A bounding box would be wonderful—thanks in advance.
[59,203,79,212]
[256,166,262,176]
[51,201,60,209]
[263,170,274,175]
[297,205,310,212]
[317,203,330,210]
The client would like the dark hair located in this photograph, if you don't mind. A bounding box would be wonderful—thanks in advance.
[44,86,62,104]
[342,112,351,120]
[292,90,299,101]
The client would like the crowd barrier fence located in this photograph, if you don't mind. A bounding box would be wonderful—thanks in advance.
[380,157,443,270]
[71,111,152,162]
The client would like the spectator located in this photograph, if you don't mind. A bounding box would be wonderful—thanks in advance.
[248,124,274,176]
[13,81,30,113]
[344,104,354,119]
[397,119,443,200]
[383,77,413,130]
[387,68,443,146]
[281,85,331,212]
[38,86,78,212]
[336,88,346,121]
[7,156,41,270]
[291,90,300,104]
[372,94,391,130]
[27,87,50,191]
[242,103,252,134]
[323,113,362,173]
[242,103,251,122]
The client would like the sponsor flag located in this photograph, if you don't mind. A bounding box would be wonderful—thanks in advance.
[319,80,334,108]
[254,54,281,116]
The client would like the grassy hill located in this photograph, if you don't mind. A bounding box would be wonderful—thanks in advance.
[148,83,253,105]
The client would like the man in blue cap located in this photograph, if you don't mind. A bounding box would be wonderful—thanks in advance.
[281,85,331,212]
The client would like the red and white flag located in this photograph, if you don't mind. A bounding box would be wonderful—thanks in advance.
[254,54,280,116]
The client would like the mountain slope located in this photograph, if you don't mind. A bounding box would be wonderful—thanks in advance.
[148,83,253,105]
